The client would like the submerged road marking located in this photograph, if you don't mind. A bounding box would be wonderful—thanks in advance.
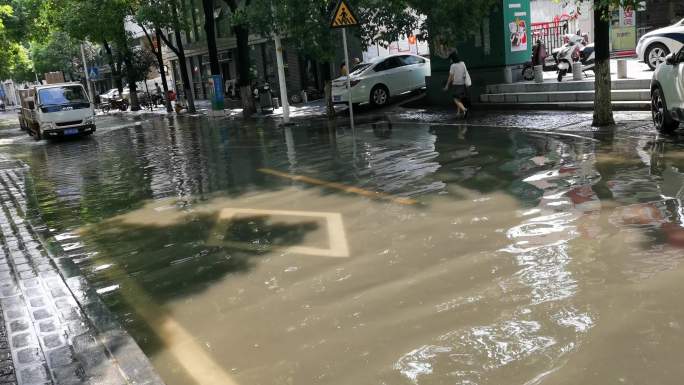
[258,168,418,206]
[217,208,350,258]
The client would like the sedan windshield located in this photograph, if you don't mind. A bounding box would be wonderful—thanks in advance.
[38,86,89,106]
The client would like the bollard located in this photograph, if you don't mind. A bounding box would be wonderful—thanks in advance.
[572,62,583,80]
[534,65,544,83]
[617,59,628,79]
[272,97,280,109]
[301,90,308,103]
[504,67,513,84]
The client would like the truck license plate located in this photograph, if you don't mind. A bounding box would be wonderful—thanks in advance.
[64,128,79,135]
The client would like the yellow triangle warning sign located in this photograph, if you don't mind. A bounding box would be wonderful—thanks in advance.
[330,0,359,28]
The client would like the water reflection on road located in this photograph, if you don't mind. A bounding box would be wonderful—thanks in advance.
[2,112,684,384]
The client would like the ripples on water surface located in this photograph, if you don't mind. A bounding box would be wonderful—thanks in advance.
[5,115,684,385]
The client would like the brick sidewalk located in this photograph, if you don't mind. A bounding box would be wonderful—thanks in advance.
[0,160,163,385]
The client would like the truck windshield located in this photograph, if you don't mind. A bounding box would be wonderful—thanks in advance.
[38,86,89,106]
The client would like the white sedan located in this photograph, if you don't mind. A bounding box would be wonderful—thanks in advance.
[651,46,684,132]
[332,54,430,107]
[637,18,684,70]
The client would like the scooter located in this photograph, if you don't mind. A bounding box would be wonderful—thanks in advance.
[253,82,274,114]
[579,43,595,72]
[554,34,584,82]
[522,42,558,81]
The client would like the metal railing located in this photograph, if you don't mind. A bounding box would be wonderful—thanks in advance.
[531,20,570,53]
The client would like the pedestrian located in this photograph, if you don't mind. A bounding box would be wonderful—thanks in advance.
[340,62,348,76]
[443,53,472,118]
[154,82,163,105]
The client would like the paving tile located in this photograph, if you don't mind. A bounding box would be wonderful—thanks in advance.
[42,334,64,350]
[10,333,31,350]
[18,364,50,384]
[8,320,29,334]
[16,347,41,365]
[37,321,56,334]
[32,309,52,321]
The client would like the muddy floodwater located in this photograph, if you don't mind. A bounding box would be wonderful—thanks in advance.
[2,113,684,385]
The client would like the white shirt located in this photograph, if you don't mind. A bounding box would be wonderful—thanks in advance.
[449,62,471,86]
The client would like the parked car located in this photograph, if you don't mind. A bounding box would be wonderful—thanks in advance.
[651,46,684,132]
[99,88,120,103]
[637,18,684,70]
[331,54,431,107]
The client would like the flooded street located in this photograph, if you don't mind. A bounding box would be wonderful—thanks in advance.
[1,111,684,385]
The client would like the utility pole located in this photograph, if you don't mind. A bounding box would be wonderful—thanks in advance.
[80,43,95,104]
[273,34,290,124]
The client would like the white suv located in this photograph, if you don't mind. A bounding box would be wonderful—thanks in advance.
[651,47,684,132]
[637,18,684,70]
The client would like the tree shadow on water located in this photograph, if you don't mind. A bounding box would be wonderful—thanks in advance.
[79,210,320,355]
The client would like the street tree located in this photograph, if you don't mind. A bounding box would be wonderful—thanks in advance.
[224,0,256,116]
[50,0,143,110]
[241,0,409,118]
[30,31,83,81]
[137,0,197,113]
[576,0,639,127]
[0,1,43,81]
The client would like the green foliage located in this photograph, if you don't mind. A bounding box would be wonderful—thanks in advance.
[30,31,82,80]
[1,2,36,80]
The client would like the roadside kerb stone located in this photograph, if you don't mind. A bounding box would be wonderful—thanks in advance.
[0,164,164,385]
[0,168,124,385]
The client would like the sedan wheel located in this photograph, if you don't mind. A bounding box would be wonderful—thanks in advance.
[371,86,389,107]
[651,87,679,132]
[647,45,669,70]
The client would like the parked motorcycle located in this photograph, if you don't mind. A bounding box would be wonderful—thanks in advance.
[579,43,595,72]
[522,41,558,80]
[253,82,274,114]
[554,34,585,82]
[101,97,129,113]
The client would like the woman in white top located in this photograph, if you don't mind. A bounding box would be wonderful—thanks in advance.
[443,53,472,118]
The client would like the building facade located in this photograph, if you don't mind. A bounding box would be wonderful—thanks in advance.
[160,0,365,104]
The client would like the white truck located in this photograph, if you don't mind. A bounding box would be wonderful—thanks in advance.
[18,82,96,140]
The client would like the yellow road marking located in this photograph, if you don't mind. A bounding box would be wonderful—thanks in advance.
[217,208,350,258]
[258,168,418,206]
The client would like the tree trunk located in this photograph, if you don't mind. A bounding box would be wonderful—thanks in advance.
[202,0,223,111]
[151,29,173,113]
[103,40,123,94]
[124,53,140,111]
[592,3,615,127]
[234,24,255,117]
[321,62,335,118]
[171,4,196,113]
[202,0,221,76]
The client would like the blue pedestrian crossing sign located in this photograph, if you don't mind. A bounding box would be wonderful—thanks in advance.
[88,67,99,79]
[330,0,359,28]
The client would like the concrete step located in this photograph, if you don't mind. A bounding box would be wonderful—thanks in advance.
[485,78,651,94]
[480,89,651,104]
[476,100,650,111]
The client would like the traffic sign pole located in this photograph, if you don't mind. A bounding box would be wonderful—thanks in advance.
[80,43,95,105]
[342,28,355,134]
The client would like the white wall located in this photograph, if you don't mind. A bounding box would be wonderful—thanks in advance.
[530,0,594,40]
[362,35,430,62]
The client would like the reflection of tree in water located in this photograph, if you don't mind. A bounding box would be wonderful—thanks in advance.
[431,126,565,205]
[79,211,319,355]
